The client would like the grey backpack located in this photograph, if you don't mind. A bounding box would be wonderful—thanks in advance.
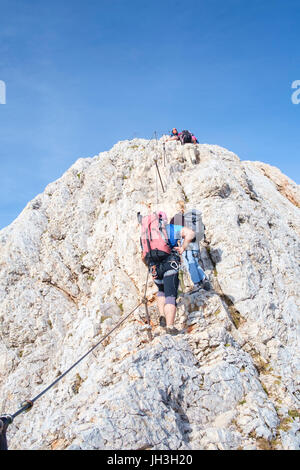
[184,209,205,243]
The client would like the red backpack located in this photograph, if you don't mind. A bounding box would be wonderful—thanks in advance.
[140,212,171,265]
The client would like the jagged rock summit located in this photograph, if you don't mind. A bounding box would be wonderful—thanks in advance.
[0,138,299,450]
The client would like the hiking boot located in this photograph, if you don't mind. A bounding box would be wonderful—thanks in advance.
[159,315,166,327]
[188,279,211,294]
[197,278,211,291]
[165,326,181,336]
[202,279,211,291]
[154,325,182,337]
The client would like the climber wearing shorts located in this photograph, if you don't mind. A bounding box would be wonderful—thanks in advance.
[152,221,195,334]
[139,211,195,335]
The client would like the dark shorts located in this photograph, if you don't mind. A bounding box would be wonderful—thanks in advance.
[152,257,180,305]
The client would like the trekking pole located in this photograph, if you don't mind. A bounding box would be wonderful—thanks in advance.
[142,269,152,341]
[154,159,165,193]
[176,242,185,294]
[155,163,159,210]
[163,143,166,167]
[143,269,150,321]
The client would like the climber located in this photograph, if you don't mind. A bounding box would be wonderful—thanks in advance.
[138,211,196,335]
[179,130,196,145]
[170,202,210,293]
[166,128,180,142]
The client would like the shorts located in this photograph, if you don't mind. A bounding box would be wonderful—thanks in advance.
[152,257,180,305]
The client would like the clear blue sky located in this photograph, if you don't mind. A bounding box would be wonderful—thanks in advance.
[0,0,299,229]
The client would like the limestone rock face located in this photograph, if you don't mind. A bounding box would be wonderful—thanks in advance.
[0,138,299,450]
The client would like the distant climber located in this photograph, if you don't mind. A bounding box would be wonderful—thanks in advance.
[170,202,210,293]
[138,211,195,335]
[166,129,199,145]
[166,128,180,142]
[179,130,198,145]
[178,132,199,164]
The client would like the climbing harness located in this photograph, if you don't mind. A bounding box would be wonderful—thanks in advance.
[170,260,180,271]
[150,264,158,279]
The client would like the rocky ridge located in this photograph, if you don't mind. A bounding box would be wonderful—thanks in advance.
[0,138,299,450]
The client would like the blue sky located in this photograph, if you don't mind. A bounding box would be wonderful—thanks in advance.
[0,0,299,229]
